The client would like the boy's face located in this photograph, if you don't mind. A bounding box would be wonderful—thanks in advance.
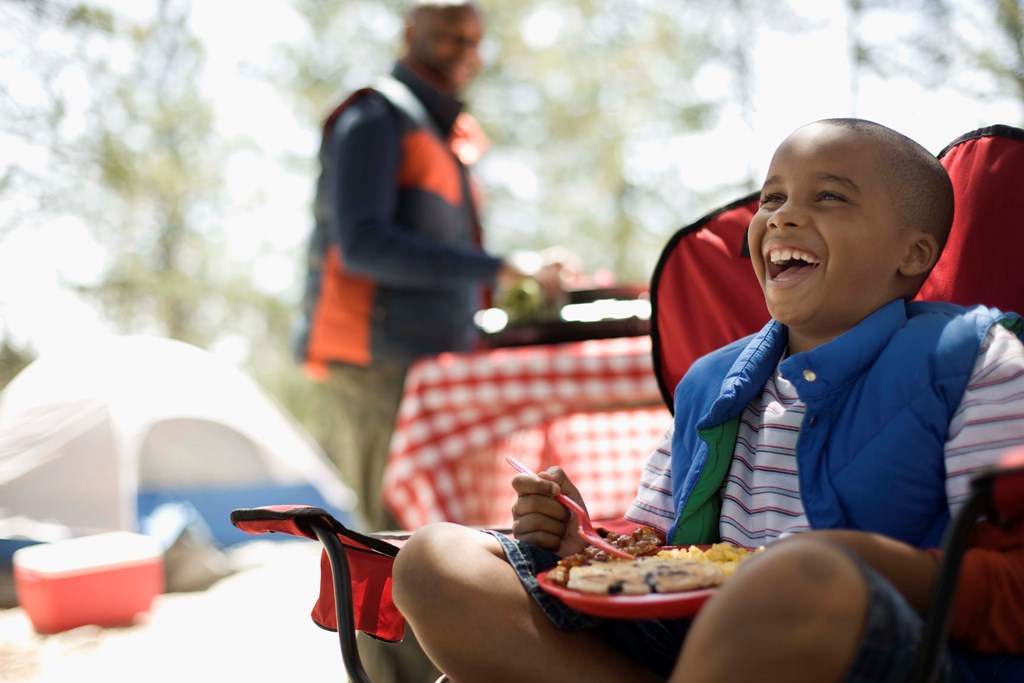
[748,123,924,352]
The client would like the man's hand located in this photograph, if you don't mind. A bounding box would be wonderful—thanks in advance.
[495,260,527,292]
[497,258,567,309]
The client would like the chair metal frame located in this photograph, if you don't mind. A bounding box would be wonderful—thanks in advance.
[312,523,373,683]
[910,452,1024,683]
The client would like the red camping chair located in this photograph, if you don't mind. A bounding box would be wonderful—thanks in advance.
[231,124,1024,683]
[651,124,1024,409]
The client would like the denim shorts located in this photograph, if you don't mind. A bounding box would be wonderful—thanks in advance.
[489,532,973,681]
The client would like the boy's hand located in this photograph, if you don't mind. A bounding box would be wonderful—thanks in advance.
[509,465,589,558]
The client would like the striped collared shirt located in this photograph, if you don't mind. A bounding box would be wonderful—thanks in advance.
[625,324,1024,544]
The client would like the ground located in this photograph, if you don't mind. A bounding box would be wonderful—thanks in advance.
[0,540,354,682]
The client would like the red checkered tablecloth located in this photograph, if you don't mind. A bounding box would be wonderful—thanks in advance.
[382,336,672,529]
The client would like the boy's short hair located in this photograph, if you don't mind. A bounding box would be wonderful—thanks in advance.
[818,118,955,251]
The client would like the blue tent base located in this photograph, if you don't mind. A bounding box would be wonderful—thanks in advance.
[137,483,359,548]
[0,483,357,565]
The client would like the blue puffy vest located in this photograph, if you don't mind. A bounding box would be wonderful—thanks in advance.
[668,300,1024,547]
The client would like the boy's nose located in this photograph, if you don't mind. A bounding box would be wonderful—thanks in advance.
[767,204,804,230]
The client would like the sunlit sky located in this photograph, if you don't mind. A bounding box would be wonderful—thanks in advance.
[0,0,1019,361]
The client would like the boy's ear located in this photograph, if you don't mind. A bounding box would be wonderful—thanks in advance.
[898,231,940,278]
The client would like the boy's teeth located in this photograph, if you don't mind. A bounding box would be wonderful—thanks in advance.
[769,248,819,265]
[771,249,793,264]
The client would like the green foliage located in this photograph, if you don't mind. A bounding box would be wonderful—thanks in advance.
[0,337,33,392]
[58,0,233,350]
[2,0,1023,454]
[984,0,1024,101]
[64,4,116,32]
[274,0,752,284]
[0,0,334,444]
[468,1,720,281]
[845,0,1024,110]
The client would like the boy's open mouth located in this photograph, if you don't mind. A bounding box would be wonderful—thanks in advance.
[766,247,821,282]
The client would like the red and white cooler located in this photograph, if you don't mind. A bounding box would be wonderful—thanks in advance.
[13,531,164,634]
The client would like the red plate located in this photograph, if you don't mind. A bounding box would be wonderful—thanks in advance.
[536,569,717,620]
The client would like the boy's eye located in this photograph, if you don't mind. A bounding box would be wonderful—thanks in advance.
[760,193,784,205]
[818,191,844,201]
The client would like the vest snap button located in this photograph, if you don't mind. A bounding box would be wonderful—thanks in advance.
[802,369,817,382]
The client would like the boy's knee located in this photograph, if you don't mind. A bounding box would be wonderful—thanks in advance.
[678,538,868,681]
[731,537,868,621]
[393,523,458,612]
[393,523,490,616]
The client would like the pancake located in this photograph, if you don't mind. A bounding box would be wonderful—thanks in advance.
[565,556,725,595]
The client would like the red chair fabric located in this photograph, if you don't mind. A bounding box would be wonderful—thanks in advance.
[230,506,407,642]
[650,125,1024,410]
[649,193,768,410]
[917,125,1024,314]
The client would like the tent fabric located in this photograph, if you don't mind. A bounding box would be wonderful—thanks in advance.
[0,335,356,550]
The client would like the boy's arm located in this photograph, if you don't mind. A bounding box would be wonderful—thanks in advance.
[934,323,1024,652]
[934,521,1024,653]
[623,425,676,535]
[793,527,1024,654]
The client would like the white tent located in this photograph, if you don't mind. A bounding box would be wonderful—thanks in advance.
[0,335,356,553]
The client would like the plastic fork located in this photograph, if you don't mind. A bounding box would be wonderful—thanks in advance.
[504,456,634,560]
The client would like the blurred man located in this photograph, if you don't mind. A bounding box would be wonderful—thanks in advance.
[294,2,547,680]
[297,0,531,531]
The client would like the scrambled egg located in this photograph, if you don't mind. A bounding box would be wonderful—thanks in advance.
[656,543,764,577]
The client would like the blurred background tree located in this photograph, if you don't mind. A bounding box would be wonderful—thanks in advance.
[844,0,1023,111]
[0,0,1021,450]
[278,0,789,282]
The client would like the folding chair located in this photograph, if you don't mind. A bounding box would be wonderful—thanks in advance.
[230,506,408,683]
[231,123,1024,683]
[911,448,1024,683]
